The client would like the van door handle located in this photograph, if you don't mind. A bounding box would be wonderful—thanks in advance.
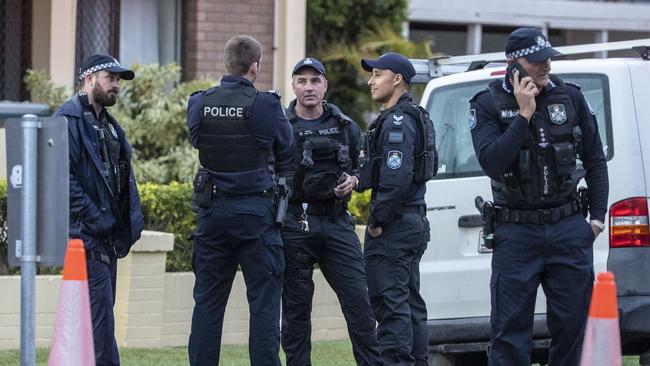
[458,214,482,227]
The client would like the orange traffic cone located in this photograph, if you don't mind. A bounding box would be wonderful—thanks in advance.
[579,271,622,366]
[48,239,95,366]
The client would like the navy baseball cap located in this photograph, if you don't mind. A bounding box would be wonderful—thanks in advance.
[292,57,326,76]
[361,52,416,84]
[78,54,135,81]
[505,28,561,62]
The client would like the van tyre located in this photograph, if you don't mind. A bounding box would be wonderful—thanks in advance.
[640,349,650,366]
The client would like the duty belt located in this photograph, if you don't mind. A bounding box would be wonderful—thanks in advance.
[496,200,580,224]
[211,185,274,198]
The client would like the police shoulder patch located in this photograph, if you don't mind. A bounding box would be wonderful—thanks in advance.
[387,150,402,169]
[469,109,477,130]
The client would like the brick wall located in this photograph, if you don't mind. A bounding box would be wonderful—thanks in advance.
[183,0,275,90]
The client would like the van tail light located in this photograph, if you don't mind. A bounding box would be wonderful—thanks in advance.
[609,197,650,248]
[491,70,507,76]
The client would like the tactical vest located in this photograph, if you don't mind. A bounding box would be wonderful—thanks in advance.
[361,102,438,189]
[197,85,269,173]
[487,75,586,208]
[288,102,352,202]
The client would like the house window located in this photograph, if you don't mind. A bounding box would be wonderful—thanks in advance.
[75,0,120,76]
[0,0,31,101]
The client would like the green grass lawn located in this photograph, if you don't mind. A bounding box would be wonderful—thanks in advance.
[0,341,640,366]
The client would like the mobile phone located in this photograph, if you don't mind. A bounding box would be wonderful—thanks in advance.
[506,60,528,82]
[336,173,348,185]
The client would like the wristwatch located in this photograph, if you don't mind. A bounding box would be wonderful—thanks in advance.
[590,219,606,231]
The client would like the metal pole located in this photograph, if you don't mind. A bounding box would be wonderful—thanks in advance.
[20,114,39,366]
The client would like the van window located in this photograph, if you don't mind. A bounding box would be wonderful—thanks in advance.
[426,74,612,179]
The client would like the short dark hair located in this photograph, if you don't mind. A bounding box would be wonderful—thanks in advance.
[223,35,262,75]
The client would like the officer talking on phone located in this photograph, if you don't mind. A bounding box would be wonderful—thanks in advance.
[470,28,609,365]
[280,57,383,366]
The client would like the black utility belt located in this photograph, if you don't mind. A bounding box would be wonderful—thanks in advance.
[211,185,274,198]
[287,201,346,216]
[497,200,580,225]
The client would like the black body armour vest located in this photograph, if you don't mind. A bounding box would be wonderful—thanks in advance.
[197,85,269,173]
[487,75,586,208]
[288,103,352,202]
[362,102,438,189]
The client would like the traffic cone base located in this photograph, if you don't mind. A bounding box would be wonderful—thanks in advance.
[48,239,95,366]
[579,271,621,366]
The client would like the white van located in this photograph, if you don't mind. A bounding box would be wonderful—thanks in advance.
[417,52,650,365]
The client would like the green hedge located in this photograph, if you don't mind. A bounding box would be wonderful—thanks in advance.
[0,180,370,273]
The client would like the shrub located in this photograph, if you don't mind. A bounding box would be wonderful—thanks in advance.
[349,190,371,225]
[138,182,194,272]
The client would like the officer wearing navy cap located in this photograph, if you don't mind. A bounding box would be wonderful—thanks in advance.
[470,28,609,365]
[53,53,144,366]
[186,35,293,366]
[359,52,436,366]
[280,57,383,366]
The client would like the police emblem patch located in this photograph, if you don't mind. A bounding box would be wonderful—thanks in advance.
[547,104,567,125]
[536,35,546,47]
[392,114,403,125]
[469,109,477,130]
[387,150,402,169]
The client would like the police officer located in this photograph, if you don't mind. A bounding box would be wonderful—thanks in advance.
[470,28,609,365]
[281,57,383,366]
[186,35,293,366]
[359,53,435,366]
[54,54,144,366]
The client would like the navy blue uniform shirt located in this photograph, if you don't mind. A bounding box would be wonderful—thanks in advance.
[470,77,609,221]
[369,93,426,227]
[187,75,293,194]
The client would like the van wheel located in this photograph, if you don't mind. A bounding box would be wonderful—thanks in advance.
[428,352,488,366]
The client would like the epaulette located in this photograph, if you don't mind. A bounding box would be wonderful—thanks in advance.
[566,81,581,90]
[469,88,489,103]
[265,89,282,99]
[190,90,203,96]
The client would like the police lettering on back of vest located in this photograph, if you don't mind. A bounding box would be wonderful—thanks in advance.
[202,105,245,119]
[197,85,270,173]
[484,75,586,208]
[361,103,438,189]
[286,102,352,202]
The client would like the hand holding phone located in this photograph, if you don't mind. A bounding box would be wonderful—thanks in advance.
[506,60,528,82]
[337,173,348,186]
[507,61,536,121]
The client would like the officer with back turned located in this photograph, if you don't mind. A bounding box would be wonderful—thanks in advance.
[470,28,609,365]
[280,57,383,366]
[186,35,293,366]
[359,52,437,366]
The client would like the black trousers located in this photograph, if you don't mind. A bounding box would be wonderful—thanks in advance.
[489,213,594,366]
[364,212,430,366]
[189,195,284,366]
[281,211,383,366]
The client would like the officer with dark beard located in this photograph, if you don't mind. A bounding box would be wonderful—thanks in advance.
[280,57,383,366]
[54,54,144,366]
[470,28,609,365]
